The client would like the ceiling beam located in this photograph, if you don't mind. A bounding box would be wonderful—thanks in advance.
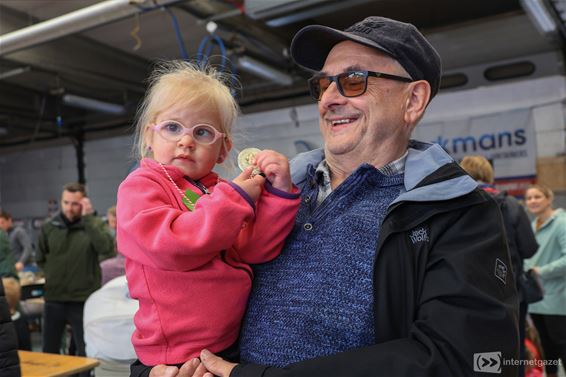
[0,5,149,94]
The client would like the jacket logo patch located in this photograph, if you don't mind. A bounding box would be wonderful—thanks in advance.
[494,258,507,285]
[409,227,429,244]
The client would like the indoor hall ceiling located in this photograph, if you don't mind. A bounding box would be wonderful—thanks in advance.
[0,0,555,152]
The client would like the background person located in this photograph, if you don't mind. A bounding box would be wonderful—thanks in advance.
[117,60,300,376]
[524,184,566,377]
[0,226,17,279]
[84,275,138,377]
[1,277,31,351]
[100,205,125,286]
[0,211,34,272]
[0,278,20,377]
[36,182,114,366]
[150,16,519,377]
[106,205,117,238]
[460,155,538,377]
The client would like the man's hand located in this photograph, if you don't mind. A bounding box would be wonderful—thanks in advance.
[149,364,181,377]
[147,350,237,377]
[80,197,94,216]
[149,358,208,377]
[199,350,237,377]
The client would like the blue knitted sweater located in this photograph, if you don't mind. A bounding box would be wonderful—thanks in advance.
[240,163,404,367]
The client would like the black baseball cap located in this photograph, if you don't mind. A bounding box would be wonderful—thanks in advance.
[290,16,442,99]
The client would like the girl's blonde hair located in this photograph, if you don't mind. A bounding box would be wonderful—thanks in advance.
[459,155,494,184]
[133,60,239,160]
[526,184,554,202]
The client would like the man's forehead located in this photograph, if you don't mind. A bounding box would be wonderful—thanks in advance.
[62,190,84,200]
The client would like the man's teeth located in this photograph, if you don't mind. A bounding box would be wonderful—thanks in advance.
[331,119,354,125]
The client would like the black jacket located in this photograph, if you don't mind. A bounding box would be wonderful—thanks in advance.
[488,189,538,295]
[233,142,519,377]
[0,282,20,377]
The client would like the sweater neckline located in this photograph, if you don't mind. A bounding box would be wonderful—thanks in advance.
[141,158,219,189]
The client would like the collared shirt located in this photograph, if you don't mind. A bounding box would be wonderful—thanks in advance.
[315,151,408,206]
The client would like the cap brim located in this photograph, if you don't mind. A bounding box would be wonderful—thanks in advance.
[290,24,395,72]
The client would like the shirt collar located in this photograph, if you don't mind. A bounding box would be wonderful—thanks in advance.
[314,150,408,185]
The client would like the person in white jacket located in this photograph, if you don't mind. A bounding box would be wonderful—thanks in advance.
[84,275,138,377]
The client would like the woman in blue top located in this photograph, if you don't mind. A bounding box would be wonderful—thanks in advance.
[525,184,566,377]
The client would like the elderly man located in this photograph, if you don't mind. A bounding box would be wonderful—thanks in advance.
[150,16,519,377]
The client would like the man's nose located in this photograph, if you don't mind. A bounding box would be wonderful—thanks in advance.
[320,82,347,109]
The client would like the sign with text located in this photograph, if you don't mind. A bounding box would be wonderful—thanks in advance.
[414,108,537,196]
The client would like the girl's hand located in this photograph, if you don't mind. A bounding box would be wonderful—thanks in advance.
[254,150,292,192]
[232,166,266,202]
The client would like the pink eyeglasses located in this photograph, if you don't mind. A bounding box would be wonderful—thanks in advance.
[152,120,225,145]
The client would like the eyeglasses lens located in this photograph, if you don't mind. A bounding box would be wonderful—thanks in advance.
[160,122,183,141]
[193,125,216,144]
[339,72,366,97]
[310,72,368,100]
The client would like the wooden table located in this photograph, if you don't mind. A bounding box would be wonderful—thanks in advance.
[19,350,99,377]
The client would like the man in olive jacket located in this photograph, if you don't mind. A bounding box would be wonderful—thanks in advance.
[37,182,115,359]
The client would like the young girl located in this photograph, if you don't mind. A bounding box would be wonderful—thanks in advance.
[117,61,300,372]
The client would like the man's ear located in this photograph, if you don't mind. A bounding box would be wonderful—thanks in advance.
[403,80,431,126]
[217,137,233,163]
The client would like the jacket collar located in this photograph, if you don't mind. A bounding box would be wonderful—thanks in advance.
[290,140,477,204]
[50,212,83,229]
[536,208,565,231]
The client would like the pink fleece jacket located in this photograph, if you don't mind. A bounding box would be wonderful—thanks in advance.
[117,158,300,365]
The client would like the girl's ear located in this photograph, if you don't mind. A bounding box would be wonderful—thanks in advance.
[217,137,232,163]
[143,124,154,155]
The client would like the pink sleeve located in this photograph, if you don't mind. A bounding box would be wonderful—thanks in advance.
[233,182,300,264]
[117,174,255,271]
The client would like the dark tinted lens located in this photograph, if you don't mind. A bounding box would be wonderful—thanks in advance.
[339,71,367,97]
[317,77,332,98]
[308,77,322,100]
[193,125,216,143]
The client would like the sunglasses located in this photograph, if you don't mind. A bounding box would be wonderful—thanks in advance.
[308,70,413,101]
[152,120,225,145]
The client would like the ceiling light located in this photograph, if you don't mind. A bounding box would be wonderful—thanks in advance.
[62,94,125,115]
[520,0,558,36]
[0,0,185,56]
[0,66,31,80]
[236,56,293,86]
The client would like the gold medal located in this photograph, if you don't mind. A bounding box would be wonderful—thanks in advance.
[237,148,262,172]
